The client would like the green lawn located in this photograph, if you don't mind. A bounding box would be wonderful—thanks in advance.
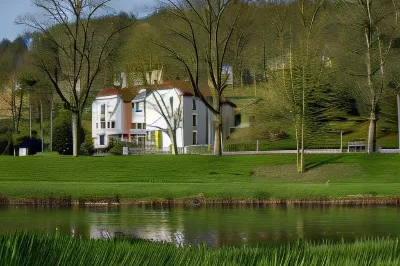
[1,153,400,202]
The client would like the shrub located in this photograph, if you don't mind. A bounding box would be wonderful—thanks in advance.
[80,141,95,156]
[53,110,84,155]
[109,141,124,155]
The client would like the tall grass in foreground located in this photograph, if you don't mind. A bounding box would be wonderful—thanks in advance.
[1,232,400,265]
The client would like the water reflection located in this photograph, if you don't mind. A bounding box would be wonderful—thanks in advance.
[0,204,399,246]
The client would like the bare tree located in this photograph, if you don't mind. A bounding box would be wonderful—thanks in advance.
[0,38,29,155]
[157,0,250,155]
[18,0,133,156]
[337,0,399,153]
[147,89,183,155]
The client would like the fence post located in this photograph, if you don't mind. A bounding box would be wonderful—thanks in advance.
[256,140,259,152]
[340,131,343,153]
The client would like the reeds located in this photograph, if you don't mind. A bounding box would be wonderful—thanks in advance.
[1,232,400,265]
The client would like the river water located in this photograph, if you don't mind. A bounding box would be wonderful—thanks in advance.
[1,204,399,246]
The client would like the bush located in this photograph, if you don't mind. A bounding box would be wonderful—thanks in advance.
[53,110,84,155]
[186,145,212,154]
[80,141,95,156]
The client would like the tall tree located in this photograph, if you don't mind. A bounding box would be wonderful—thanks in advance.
[262,0,327,172]
[157,0,250,155]
[336,0,399,153]
[18,0,133,156]
[0,38,29,155]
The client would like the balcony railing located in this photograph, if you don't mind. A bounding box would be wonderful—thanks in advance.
[130,129,147,134]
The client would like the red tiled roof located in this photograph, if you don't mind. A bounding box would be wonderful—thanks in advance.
[148,80,212,97]
[96,87,120,98]
[96,81,236,107]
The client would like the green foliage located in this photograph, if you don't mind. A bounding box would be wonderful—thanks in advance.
[109,139,124,155]
[1,232,400,265]
[52,110,73,155]
[80,141,95,156]
[108,139,136,155]
[53,110,84,155]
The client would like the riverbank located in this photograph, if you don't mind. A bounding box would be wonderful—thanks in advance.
[1,153,400,204]
[1,232,400,265]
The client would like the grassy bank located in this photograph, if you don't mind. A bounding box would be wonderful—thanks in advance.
[1,153,400,203]
[1,232,400,265]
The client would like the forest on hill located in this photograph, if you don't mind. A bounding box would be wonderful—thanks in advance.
[0,0,399,159]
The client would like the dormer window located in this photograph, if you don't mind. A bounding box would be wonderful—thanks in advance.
[133,102,143,112]
[192,98,196,110]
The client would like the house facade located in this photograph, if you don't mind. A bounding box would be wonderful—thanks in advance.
[91,83,236,151]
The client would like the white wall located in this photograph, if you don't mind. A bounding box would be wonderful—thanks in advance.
[92,95,123,148]
[145,89,183,149]
[132,101,145,123]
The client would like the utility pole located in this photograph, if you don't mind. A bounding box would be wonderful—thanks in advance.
[29,91,32,138]
[50,98,53,152]
[40,100,44,153]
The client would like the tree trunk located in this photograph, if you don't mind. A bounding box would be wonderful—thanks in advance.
[213,113,222,156]
[295,126,300,173]
[169,129,178,155]
[72,112,80,157]
[367,111,377,154]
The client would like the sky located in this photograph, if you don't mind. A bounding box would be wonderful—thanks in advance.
[0,0,159,41]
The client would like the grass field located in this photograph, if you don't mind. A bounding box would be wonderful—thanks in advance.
[1,232,400,265]
[1,153,400,202]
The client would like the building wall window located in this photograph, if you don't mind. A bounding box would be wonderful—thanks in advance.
[137,123,146,129]
[96,123,98,129]
[99,135,105,145]
[100,122,106,129]
[133,102,143,112]
[111,121,115,128]
[100,104,105,121]
[192,98,196,110]
[107,122,110,128]
[192,131,197,145]
[192,114,197,127]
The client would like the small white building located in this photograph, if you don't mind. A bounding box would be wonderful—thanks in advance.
[91,81,236,151]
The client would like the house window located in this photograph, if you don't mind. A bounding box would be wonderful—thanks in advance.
[133,102,143,112]
[192,98,196,110]
[100,122,106,129]
[134,102,143,112]
[99,135,105,145]
[111,121,115,128]
[192,114,197,127]
[100,104,106,122]
[137,123,146,129]
[96,123,98,129]
[107,122,110,128]
[192,131,197,145]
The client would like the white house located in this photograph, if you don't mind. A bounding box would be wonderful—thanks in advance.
[91,81,236,151]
